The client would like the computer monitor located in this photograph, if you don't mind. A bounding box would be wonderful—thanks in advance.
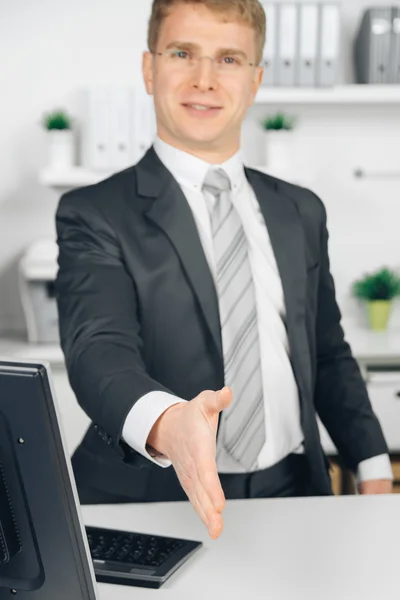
[0,360,203,595]
[0,360,98,599]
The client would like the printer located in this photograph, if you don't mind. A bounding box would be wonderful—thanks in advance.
[19,239,59,343]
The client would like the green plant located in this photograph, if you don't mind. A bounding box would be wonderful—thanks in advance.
[352,267,400,301]
[261,111,295,131]
[42,109,72,130]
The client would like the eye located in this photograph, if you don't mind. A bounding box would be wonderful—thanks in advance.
[220,56,240,66]
[171,50,191,60]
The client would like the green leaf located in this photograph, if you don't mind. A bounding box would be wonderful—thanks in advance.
[42,109,72,130]
[352,267,400,301]
[261,111,295,131]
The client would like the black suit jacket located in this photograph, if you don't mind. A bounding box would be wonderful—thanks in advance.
[55,147,388,499]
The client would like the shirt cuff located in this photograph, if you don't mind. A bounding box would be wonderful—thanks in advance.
[122,391,188,468]
[356,454,394,485]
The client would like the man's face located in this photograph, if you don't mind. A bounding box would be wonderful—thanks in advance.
[143,3,263,158]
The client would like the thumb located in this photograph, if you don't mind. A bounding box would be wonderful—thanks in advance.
[204,386,232,415]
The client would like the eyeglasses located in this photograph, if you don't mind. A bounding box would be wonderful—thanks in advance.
[152,49,258,73]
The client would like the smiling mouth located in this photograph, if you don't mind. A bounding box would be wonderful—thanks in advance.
[182,103,222,111]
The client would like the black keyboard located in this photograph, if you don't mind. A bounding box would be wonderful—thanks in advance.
[87,527,184,567]
[85,525,202,589]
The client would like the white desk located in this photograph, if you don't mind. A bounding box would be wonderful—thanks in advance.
[82,495,400,600]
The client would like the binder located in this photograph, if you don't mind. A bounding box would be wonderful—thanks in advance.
[109,87,136,170]
[80,86,112,172]
[371,7,392,84]
[297,3,319,87]
[317,3,340,87]
[261,3,278,86]
[390,6,400,84]
[277,3,298,86]
[354,8,392,84]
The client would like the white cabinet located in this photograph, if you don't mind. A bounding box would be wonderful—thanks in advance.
[318,370,400,455]
[366,372,400,452]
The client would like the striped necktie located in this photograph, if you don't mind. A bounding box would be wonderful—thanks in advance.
[202,168,265,471]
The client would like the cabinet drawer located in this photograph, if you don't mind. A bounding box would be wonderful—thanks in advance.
[367,372,400,452]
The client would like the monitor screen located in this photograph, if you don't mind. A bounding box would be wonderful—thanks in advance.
[0,360,98,599]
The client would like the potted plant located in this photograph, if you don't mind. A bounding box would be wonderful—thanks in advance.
[352,267,400,331]
[260,111,296,175]
[42,109,75,169]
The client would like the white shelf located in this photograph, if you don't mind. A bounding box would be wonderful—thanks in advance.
[39,85,400,191]
[255,84,400,105]
[0,339,64,366]
[40,165,313,190]
[39,166,113,189]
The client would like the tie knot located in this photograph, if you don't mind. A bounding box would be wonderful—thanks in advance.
[202,168,231,196]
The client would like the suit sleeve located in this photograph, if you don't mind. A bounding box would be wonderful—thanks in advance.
[313,200,389,471]
[55,190,175,457]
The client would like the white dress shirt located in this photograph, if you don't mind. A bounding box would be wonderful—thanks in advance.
[122,136,393,483]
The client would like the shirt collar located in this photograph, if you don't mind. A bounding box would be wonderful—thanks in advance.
[153,136,246,193]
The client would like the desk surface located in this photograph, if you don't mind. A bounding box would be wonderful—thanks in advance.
[82,495,400,600]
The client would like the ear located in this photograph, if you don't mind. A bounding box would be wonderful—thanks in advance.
[249,66,263,107]
[142,51,154,95]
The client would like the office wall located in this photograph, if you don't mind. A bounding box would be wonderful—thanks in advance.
[0,0,399,336]
[0,0,153,334]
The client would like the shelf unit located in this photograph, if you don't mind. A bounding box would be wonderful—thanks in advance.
[39,166,113,189]
[39,165,315,190]
[255,84,400,105]
[39,85,400,190]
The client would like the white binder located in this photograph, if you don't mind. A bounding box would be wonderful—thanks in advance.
[109,87,136,170]
[261,3,277,86]
[390,6,400,84]
[80,86,112,172]
[316,3,340,87]
[297,3,319,87]
[277,3,298,87]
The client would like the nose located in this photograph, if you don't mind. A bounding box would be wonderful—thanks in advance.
[191,56,217,92]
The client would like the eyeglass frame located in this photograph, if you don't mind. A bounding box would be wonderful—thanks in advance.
[150,49,259,71]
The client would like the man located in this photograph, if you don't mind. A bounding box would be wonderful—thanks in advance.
[55,0,393,541]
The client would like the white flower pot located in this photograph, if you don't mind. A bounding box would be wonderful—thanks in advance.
[48,129,74,169]
[264,130,294,174]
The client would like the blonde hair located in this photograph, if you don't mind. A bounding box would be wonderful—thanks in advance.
[148,0,266,65]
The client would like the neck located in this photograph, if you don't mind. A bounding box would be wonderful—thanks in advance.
[157,133,240,165]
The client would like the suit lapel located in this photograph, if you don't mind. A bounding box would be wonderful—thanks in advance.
[245,168,311,396]
[134,149,310,395]
[136,147,223,360]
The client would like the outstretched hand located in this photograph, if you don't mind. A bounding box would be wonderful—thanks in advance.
[147,387,233,539]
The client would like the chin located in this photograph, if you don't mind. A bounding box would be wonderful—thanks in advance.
[181,131,224,148]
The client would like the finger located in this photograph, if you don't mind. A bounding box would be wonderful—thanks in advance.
[193,484,224,540]
[177,471,210,529]
[186,469,224,540]
[203,386,232,416]
[197,488,224,540]
[197,458,226,513]
[187,487,210,529]
[176,459,224,539]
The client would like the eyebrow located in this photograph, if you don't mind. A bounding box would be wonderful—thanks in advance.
[165,41,249,60]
